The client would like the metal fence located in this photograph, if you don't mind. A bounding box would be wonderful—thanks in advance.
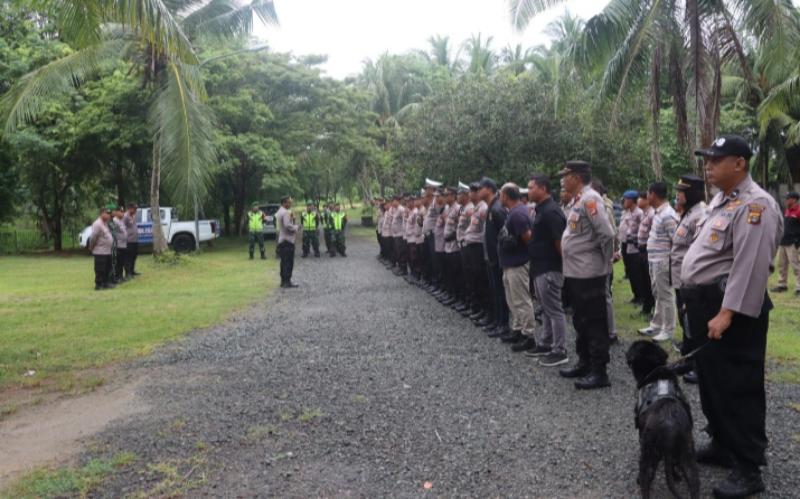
[0,228,81,254]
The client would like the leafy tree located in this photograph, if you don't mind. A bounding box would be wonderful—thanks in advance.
[1,0,278,253]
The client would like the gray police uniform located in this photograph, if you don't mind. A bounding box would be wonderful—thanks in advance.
[680,175,781,470]
[562,185,615,373]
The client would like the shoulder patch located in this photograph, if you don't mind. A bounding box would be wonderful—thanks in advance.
[747,203,764,225]
[585,199,598,216]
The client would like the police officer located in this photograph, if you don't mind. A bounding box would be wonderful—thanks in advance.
[247,202,267,260]
[619,191,643,303]
[300,203,321,258]
[112,206,128,283]
[331,203,348,257]
[681,135,781,498]
[322,203,335,256]
[442,187,465,310]
[276,196,299,288]
[122,203,141,278]
[636,191,656,315]
[89,206,114,290]
[670,174,707,384]
[478,177,510,338]
[392,195,409,274]
[464,182,490,325]
[558,161,615,390]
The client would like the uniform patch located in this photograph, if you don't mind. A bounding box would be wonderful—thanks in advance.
[676,227,687,238]
[710,231,719,243]
[585,199,598,216]
[713,218,726,229]
[726,199,742,211]
[747,203,764,225]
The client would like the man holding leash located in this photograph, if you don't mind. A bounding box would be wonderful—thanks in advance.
[682,135,781,498]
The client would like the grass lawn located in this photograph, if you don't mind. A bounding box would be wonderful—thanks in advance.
[0,237,279,393]
[611,261,800,382]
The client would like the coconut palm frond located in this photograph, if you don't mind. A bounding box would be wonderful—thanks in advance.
[152,61,217,208]
[38,0,104,47]
[734,0,800,74]
[182,0,278,39]
[508,0,568,32]
[599,0,660,102]
[108,0,198,64]
[1,38,129,133]
[758,72,800,143]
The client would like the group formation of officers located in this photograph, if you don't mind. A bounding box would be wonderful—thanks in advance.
[88,203,141,289]
[246,201,348,260]
[374,134,783,499]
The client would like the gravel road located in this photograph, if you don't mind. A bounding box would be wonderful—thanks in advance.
[87,234,800,498]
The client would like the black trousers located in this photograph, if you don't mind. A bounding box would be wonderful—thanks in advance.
[394,237,408,274]
[93,255,112,288]
[445,251,463,298]
[383,236,394,264]
[433,251,445,287]
[621,247,640,300]
[422,234,434,283]
[115,247,127,281]
[408,242,420,277]
[564,276,610,371]
[376,230,382,256]
[682,284,769,469]
[278,241,295,284]
[459,246,473,305]
[636,251,654,311]
[486,261,509,326]
[126,242,139,276]
[463,243,487,312]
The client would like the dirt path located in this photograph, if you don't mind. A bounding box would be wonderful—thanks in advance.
[0,375,147,488]
[5,235,800,497]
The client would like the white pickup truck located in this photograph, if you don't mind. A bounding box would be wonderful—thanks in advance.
[79,207,220,253]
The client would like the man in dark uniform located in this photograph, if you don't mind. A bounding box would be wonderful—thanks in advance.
[478,177,510,338]
[683,135,781,498]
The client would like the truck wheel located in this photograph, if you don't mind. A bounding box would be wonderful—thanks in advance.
[172,234,196,253]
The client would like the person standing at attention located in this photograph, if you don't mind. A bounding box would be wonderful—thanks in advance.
[276,196,299,288]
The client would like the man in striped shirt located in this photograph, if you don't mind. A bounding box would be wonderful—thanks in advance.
[639,182,679,341]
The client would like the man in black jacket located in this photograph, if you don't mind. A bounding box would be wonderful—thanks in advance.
[478,177,510,337]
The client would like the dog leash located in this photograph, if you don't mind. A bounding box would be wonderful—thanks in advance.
[671,341,709,365]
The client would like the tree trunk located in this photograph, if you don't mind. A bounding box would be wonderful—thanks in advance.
[52,197,63,252]
[150,140,168,254]
[222,202,231,236]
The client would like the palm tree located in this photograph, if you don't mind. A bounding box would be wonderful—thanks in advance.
[421,35,462,74]
[462,34,497,76]
[1,0,277,253]
[500,44,535,76]
[508,0,755,178]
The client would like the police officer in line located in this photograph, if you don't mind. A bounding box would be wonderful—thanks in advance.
[89,206,114,290]
[558,161,616,390]
[331,203,348,257]
[681,135,781,498]
[322,203,335,256]
[247,202,267,260]
[392,195,409,274]
[300,203,321,258]
[478,177,511,338]
[669,174,707,384]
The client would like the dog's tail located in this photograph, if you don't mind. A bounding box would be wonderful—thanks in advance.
[664,453,685,499]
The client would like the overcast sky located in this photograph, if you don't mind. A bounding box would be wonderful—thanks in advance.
[254,0,608,79]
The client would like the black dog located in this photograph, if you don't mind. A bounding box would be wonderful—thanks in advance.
[626,340,700,499]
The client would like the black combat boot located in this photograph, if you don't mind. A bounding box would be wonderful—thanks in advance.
[511,337,537,352]
[249,253,254,260]
[559,362,590,379]
[712,467,765,498]
[574,369,611,390]
[260,251,266,260]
